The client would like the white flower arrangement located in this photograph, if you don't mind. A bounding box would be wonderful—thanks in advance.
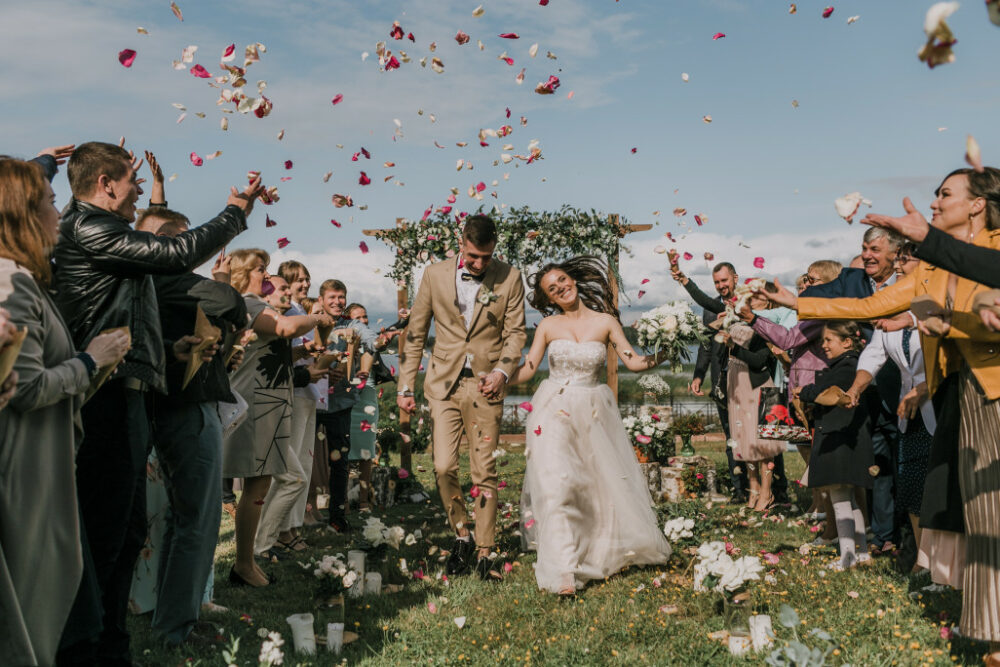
[298,554,360,596]
[634,301,706,367]
[693,540,764,598]
[476,286,498,305]
[258,630,285,666]
[663,517,695,543]
[638,374,672,398]
[362,517,406,549]
[622,413,674,461]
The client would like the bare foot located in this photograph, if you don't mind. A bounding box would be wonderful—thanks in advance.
[234,564,269,587]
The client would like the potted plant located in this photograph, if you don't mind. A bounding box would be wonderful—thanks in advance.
[670,412,706,457]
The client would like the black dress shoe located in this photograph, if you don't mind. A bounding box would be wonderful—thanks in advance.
[445,539,474,575]
[475,555,503,582]
[228,566,275,587]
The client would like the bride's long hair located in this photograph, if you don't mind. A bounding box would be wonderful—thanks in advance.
[528,255,620,322]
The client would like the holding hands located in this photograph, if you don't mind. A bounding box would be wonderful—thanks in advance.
[478,370,507,401]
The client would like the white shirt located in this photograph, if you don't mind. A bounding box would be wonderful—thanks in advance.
[289,301,323,402]
[857,326,936,435]
[455,263,482,329]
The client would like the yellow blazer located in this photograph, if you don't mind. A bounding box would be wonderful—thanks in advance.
[798,228,1000,400]
[399,255,527,402]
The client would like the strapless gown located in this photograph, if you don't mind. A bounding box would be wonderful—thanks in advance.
[520,339,671,593]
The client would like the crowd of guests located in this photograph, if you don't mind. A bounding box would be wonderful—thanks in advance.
[0,142,403,665]
[672,165,1000,664]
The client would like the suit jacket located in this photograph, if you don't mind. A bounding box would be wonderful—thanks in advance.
[684,280,728,388]
[857,327,936,435]
[399,256,527,402]
[915,225,1000,289]
[798,227,1000,400]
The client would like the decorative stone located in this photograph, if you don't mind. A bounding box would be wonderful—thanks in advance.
[639,462,661,496]
[660,466,685,502]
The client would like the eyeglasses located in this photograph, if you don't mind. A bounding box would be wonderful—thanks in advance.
[804,274,822,285]
[892,256,916,266]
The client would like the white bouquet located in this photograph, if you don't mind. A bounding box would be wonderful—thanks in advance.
[638,374,672,398]
[634,300,707,367]
[362,517,406,549]
[693,540,764,598]
[299,554,360,596]
[663,517,695,544]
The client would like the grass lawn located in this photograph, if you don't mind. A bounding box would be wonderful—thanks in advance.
[127,438,987,666]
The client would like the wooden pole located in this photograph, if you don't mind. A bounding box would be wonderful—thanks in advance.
[607,214,621,399]
[393,218,413,473]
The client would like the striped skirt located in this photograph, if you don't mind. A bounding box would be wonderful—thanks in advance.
[958,369,1000,642]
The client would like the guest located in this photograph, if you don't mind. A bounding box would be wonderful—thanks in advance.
[254,274,327,558]
[223,249,333,587]
[298,296,330,526]
[53,141,261,663]
[0,158,128,666]
[671,261,790,504]
[796,322,875,570]
[782,167,1000,660]
[0,307,18,412]
[788,229,904,555]
[795,274,809,294]
[315,280,379,532]
[130,154,248,646]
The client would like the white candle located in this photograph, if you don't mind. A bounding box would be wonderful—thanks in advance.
[728,634,751,657]
[326,622,345,654]
[285,613,316,655]
[364,572,382,596]
[749,615,774,651]
[347,550,366,598]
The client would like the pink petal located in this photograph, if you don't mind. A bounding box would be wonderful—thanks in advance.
[455,30,470,45]
[638,290,646,299]
[631,147,637,154]
[265,215,276,228]
[170,1,183,21]
[498,480,508,489]
[189,64,211,78]
[635,434,651,444]
[189,152,203,166]
[222,43,236,61]
[359,171,371,185]
[351,152,360,162]
[359,241,369,254]
[753,257,765,269]
[331,94,344,105]
[540,0,549,4]
[284,160,293,169]
[525,518,536,529]
[277,237,290,249]
[519,401,533,412]
[447,194,457,204]
[118,49,137,68]
[641,278,650,285]
[712,32,726,40]
[694,214,704,226]
[535,74,560,94]
[704,252,715,261]
[330,219,341,228]
[476,181,486,192]
[533,425,542,436]
[408,32,415,42]
[390,24,404,40]
[360,420,372,432]
[428,602,437,614]
[470,485,481,498]
[361,147,371,159]
[501,56,514,66]
[683,252,693,260]
[821,6,834,18]
[498,33,520,39]
[505,107,511,118]
[385,56,400,71]
[398,468,410,479]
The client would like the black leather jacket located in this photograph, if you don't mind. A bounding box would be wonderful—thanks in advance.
[53,199,247,393]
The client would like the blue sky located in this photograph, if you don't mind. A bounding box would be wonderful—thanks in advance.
[2,0,998,325]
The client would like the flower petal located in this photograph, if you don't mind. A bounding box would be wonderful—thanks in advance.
[190,64,211,78]
[499,33,520,39]
[277,237,290,249]
[822,6,834,18]
[170,1,183,21]
[712,32,726,40]
[331,93,344,105]
[966,134,984,172]
[189,152,203,166]
[359,171,371,185]
[118,49,137,68]
[359,241,369,254]
[753,257,765,269]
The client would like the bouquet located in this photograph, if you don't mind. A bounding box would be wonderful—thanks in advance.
[299,554,360,597]
[663,517,696,545]
[622,413,674,462]
[692,541,764,599]
[362,516,406,550]
[638,374,672,399]
[634,301,707,368]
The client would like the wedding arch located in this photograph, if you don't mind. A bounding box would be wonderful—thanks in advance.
[363,205,651,470]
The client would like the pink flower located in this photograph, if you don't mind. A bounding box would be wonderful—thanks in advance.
[476,181,486,192]
[390,23,404,40]
[763,552,780,565]
[470,485,481,498]
[525,518,536,529]
[190,64,211,78]
[636,434,652,444]
[118,49,137,68]
[498,480,508,489]
[384,56,400,71]
[503,562,513,573]
[330,219,341,227]
[940,626,953,640]
[360,420,372,432]
[683,252,693,260]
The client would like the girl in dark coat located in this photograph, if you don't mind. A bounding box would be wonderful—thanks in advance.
[796,321,875,570]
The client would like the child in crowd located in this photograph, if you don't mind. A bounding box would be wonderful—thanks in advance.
[796,321,876,570]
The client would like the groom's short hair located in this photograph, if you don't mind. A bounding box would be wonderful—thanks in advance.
[462,214,498,246]
[712,261,736,276]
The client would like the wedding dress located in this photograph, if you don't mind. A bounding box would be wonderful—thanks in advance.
[520,339,671,593]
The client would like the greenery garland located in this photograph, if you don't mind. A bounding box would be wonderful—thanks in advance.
[373,205,632,300]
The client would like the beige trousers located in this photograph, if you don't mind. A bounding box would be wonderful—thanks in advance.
[428,377,501,548]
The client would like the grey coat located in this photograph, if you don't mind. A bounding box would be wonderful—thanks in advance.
[0,259,91,666]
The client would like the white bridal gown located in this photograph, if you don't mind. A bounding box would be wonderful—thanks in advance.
[520,339,671,593]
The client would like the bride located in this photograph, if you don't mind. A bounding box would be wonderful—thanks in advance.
[510,256,672,595]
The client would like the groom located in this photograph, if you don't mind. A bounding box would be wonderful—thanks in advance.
[397,214,526,579]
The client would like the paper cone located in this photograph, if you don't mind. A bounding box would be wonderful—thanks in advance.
[814,385,850,407]
[315,352,342,371]
[182,306,222,390]
[0,326,28,384]
[85,326,131,402]
[314,323,334,347]
[909,294,950,335]
[344,334,359,380]
[791,397,810,431]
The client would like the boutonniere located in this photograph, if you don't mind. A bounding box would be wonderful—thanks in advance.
[477,286,498,305]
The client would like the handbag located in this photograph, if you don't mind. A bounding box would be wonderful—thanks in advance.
[217,390,249,439]
[757,386,811,443]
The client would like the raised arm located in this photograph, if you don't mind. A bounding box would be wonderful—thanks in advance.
[797,273,916,321]
[253,308,331,339]
[912,226,1000,288]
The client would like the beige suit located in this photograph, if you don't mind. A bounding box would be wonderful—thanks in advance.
[400,256,526,547]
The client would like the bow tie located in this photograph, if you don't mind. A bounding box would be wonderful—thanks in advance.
[461,272,484,283]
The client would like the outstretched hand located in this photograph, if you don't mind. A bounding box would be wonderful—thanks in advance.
[228,176,264,216]
[860,197,930,243]
[36,144,75,165]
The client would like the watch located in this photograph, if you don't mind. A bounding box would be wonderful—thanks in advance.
[397,391,414,397]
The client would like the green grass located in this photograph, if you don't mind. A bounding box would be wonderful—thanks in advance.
[128,439,988,666]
